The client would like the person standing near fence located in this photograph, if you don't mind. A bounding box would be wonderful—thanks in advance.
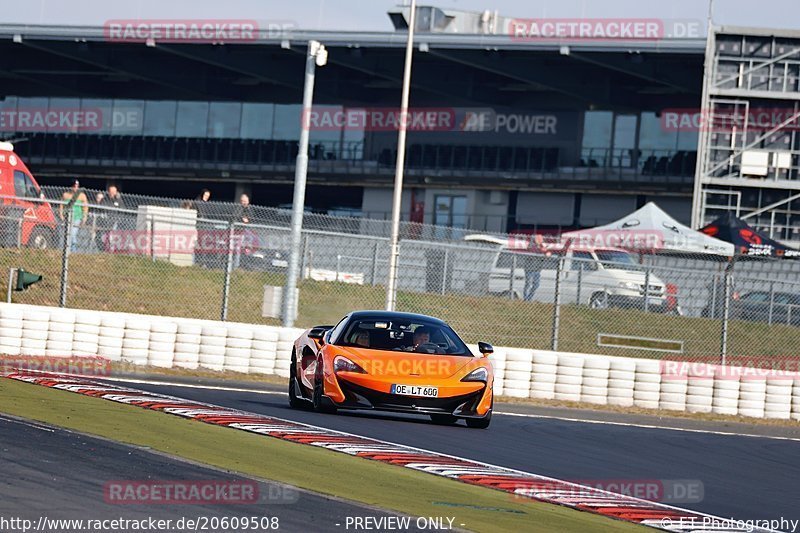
[523,233,550,301]
[96,184,125,251]
[59,179,88,252]
[194,189,214,268]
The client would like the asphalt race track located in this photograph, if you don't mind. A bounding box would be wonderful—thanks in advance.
[111,378,800,526]
[0,415,421,532]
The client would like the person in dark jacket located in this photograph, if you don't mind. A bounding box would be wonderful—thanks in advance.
[233,194,253,225]
[94,184,126,251]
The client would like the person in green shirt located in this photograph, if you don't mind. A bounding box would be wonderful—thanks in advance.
[59,179,89,252]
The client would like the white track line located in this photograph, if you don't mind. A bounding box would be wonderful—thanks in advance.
[495,411,800,443]
[0,415,55,432]
[93,376,800,443]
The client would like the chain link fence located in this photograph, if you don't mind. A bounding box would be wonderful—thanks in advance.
[3,191,800,367]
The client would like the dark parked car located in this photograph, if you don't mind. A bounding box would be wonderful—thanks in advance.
[703,290,800,326]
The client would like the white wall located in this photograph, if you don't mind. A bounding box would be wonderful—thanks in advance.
[2,302,798,421]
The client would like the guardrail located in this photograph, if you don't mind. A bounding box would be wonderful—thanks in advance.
[2,302,798,421]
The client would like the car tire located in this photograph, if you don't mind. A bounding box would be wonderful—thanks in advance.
[429,414,458,425]
[466,409,492,429]
[589,292,609,310]
[27,226,54,250]
[312,359,337,414]
[288,350,304,409]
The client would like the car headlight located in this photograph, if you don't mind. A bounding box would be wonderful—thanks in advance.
[461,367,488,383]
[333,356,366,374]
[619,281,639,291]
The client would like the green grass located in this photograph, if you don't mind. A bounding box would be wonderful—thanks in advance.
[1,248,792,361]
[0,378,644,533]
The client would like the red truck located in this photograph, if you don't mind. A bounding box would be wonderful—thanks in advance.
[0,141,58,248]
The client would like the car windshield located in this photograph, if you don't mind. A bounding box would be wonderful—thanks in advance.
[338,317,472,356]
[595,250,640,270]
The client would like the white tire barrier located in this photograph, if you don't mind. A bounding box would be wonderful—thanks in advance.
[555,354,584,402]
[6,303,800,421]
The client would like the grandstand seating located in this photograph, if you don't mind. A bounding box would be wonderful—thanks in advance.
[14,132,694,179]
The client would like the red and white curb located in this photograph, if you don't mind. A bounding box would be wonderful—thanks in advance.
[4,372,775,532]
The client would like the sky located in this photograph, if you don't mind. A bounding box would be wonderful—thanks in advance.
[1,0,799,32]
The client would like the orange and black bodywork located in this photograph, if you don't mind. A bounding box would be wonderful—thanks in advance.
[289,310,495,429]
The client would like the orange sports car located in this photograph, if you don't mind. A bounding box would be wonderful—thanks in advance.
[288,311,495,429]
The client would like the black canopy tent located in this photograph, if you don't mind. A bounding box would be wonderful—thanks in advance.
[700,213,800,259]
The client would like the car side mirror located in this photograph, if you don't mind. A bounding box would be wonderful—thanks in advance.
[477,341,493,356]
[308,325,332,342]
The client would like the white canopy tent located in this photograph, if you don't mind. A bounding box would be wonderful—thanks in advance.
[563,202,735,256]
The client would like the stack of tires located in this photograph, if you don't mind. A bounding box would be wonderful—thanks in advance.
[223,326,253,373]
[685,366,714,413]
[502,348,533,398]
[711,370,740,416]
[72,311,101,357]
[659,366,688,411]
[173,322,202,369]
[581,355,610,405]
[98,315,125,361]
[121,318,150,365]
[738,377,767,418]
[275,328,303,378]
[199,324,227,371]
[792,378,800,422]
[764,378,792,419]
[607,358,636,407]
[249,327,279,375]
[489,347,505,397]
[148,321,177,368]
[530,351,558,400]
[633,359,661,410]
[554,354,583,402]
[20,308,49,357]
[46,310,75,357]
[0,306,24,356]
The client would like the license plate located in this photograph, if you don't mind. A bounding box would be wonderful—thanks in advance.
[391,384,438,397]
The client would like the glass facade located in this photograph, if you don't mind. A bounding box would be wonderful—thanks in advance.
[0,96,363,144]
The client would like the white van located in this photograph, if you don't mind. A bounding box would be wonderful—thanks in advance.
[468,235,668,311]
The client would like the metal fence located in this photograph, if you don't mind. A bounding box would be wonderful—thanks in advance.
[3,192,800,367]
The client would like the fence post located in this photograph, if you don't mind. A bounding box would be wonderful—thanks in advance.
[719,262,733,366]
[709,272,718,318]
[551,256,563,351]
[371,241,379,286]
[768,280,775,325]
[441,248,449,296]
[149,217,155,261]
[300,233,309,282]
[59,207,72,308]
[336,254,342,282]
[6,268,15,303]
[576,266,582,305]
[644,266,651,312]
[509,254,516,299]
[220,221,234,321]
